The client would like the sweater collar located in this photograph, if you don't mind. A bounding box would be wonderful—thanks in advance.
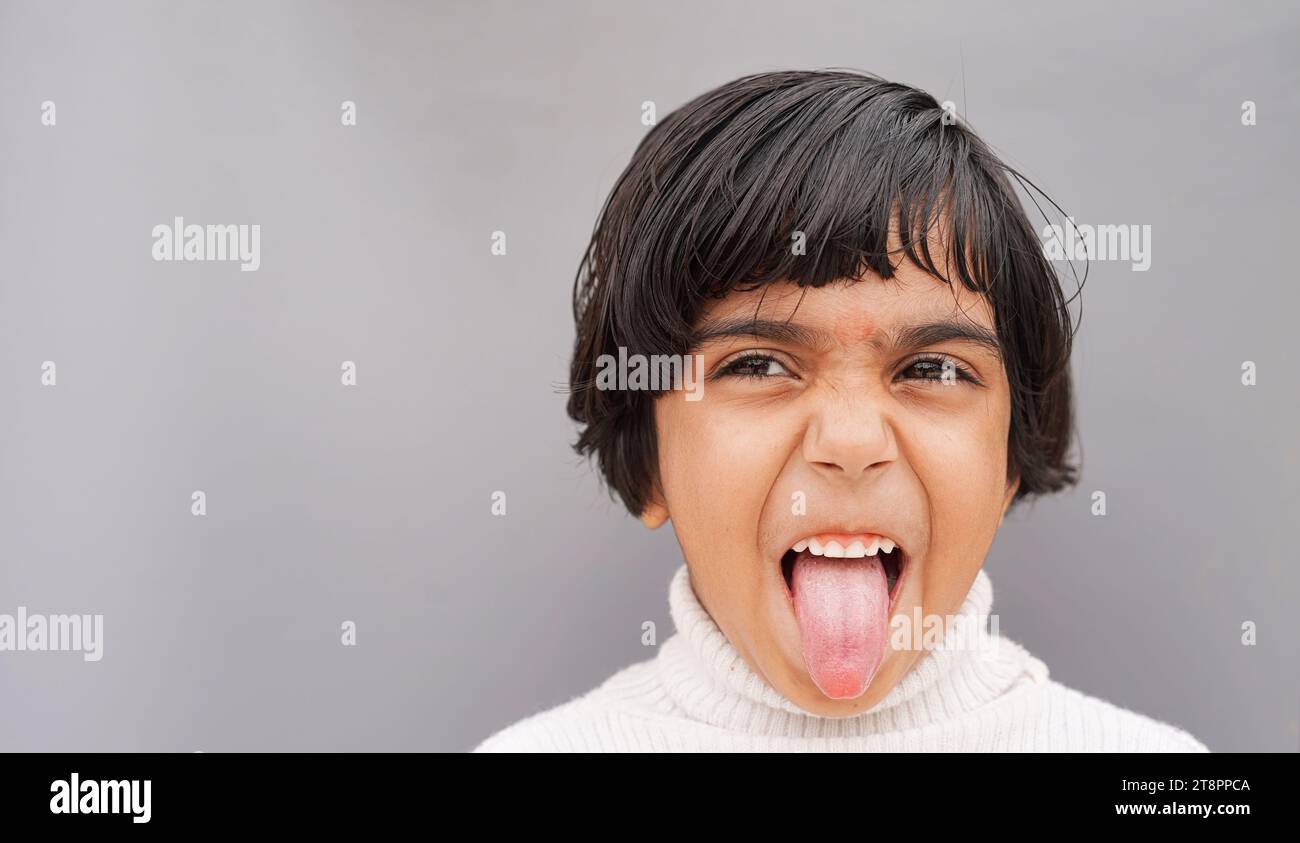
[655,563,1047,736]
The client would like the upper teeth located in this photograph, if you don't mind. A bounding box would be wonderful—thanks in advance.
[791,535,896,558]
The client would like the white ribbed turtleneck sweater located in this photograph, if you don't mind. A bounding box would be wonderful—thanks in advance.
[475,565,1209,752]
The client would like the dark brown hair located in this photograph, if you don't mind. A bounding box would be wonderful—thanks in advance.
[567,69,1080,516]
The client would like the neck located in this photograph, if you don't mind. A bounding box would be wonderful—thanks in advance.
[654,564,1045,737]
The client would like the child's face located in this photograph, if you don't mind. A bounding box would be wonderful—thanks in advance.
[644,264,1019,716]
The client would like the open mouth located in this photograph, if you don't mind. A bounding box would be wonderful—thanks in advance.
[780,533,908,606]
[778,531,910,699]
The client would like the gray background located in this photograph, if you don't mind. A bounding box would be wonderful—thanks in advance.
[0,0,1295,752]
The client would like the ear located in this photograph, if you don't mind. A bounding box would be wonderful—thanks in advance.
[998,475,1021,528]
[638,489,669,530]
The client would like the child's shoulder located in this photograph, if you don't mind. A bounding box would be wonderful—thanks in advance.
[1039,677,1210,752]
[472,655,663,753]
[471,697,592,753]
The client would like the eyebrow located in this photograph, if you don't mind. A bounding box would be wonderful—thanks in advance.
[690,317,1003,360]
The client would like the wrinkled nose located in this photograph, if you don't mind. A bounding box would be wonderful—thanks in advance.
[801,391,898,481]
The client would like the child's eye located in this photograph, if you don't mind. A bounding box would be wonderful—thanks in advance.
[897,354,979,385]
[717,353,791,379]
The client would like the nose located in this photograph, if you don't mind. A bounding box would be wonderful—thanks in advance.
[801,389,898,481]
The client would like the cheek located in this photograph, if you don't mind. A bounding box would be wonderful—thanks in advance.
[654,395,791,552]
[907,397,1011,544]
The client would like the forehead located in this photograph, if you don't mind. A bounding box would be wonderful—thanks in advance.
[699,268,996,347]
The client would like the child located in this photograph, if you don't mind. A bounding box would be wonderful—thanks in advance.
[476,69,1209,752]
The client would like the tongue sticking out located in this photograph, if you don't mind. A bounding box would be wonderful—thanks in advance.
[790,551,891,700]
